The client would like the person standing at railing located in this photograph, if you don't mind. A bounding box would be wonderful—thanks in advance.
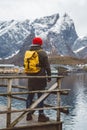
[24,37,51,122]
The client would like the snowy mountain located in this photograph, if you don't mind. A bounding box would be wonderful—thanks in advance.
[0,19,32,58]
[0,13,86,65]
[31,13,78,56]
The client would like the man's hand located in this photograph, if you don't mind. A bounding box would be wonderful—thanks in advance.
[47,78,51,82]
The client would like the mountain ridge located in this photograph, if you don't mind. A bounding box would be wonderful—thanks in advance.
[0,13,87,66]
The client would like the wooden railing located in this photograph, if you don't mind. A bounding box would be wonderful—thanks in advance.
[0,75,70,130]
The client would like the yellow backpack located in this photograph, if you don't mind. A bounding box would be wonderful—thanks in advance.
[24,50,41,73]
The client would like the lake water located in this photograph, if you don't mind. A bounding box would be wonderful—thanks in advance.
[61,73,87,130]
[0,72,87,130]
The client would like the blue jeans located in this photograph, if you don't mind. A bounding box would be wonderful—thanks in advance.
[26,92,44,114]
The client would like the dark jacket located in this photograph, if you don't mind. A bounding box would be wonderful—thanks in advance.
[27,45,51,90]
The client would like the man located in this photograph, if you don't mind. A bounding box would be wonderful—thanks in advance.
[25,37,51,122]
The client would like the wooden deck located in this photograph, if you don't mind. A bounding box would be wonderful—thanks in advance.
[0,106,62,130]
[0,75,70,130]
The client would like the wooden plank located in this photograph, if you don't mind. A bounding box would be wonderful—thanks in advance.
[57,79,61,121]
[7,79,12,127]
[0,89,70,96]
[1,120,62,130]
[11,95,26,101]
[0,106,70,114]
[0,75,63,79]
[0,84,27,90]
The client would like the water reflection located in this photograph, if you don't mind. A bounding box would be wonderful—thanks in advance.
[61,73,87,130]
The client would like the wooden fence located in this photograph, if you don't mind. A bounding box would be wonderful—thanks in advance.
[0,75,70,130]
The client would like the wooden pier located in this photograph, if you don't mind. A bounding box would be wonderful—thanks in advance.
[0,75,70,130]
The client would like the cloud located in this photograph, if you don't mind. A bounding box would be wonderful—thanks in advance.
[0,0,87,37]
[0,0,59,20]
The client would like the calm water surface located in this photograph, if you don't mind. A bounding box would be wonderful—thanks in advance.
[0,73,87,130]
[61,73,87,130]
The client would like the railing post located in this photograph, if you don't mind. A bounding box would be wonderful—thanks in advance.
[7,78,12,128]
[57,78,62,130]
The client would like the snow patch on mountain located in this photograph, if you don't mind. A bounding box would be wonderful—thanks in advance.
[74,46,86,53]
[72,36,87,51]
[5,50,20,59]
[72,36,87,58]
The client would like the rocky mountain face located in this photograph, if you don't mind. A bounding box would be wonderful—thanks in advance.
[32,13,78,56]
[0,13,86,66]
[0,19,32,59]
[72,37,87,58]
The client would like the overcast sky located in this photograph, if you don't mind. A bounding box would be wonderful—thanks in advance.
[0,0,87,37]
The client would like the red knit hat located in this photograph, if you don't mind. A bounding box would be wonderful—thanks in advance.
[32,37,43,45]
